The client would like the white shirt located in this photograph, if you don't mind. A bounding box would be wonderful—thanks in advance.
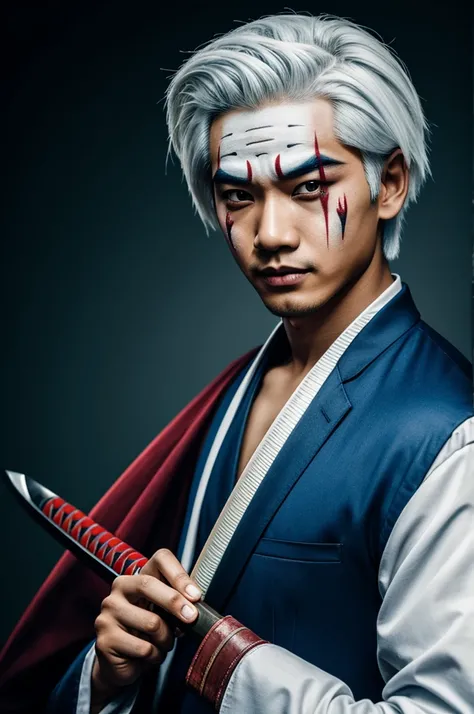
[75,275,474,713]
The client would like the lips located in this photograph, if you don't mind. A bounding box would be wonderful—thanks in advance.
[256,266,312,287]
[257,266,310,276]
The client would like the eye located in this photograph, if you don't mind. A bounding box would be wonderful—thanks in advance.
[292,180,322,197]
[222,189,253,204]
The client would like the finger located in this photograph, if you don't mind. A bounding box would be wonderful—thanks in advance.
[112,574,199,624]
[97,626,165,666]
[149,548,202,601]
[100,598,175,652]
[137,558,164,582]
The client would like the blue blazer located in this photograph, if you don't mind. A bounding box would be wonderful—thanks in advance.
[49,284,473,712]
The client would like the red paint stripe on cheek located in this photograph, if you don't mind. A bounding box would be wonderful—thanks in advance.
[217,144,221,169]
[320,192,329,246]
[275,154,284,179]
[314,132,330,247]
[246,160,252,182]
[225,212,235,250]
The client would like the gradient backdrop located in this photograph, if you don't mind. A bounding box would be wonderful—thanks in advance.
[1,2,472,645]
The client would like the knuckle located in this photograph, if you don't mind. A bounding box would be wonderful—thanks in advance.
[168,591,182,610]
[101,595,113,611]
[154,548,171,562]
[111,575,126,592]
[157,547,172,558]
[144,615,160,633]
[94,614,107,633]
[135,640,153,659]
[156,618,171,641]
[95,632,109,654]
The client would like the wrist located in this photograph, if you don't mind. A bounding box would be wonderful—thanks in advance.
[90,657,122,711]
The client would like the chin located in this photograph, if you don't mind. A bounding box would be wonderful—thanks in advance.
[262,293,329,318]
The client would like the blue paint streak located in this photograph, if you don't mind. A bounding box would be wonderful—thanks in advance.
[213,156,343,185]
[338,212,347,237]
[212,168,250,186]
[284,155,343,180]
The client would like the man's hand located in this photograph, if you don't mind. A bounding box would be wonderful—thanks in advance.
[90,548,202,711]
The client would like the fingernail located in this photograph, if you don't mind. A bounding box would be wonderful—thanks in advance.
[185,584,202,599]
[181,604,196,620]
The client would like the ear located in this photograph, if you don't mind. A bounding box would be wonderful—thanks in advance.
[377,148,409,220]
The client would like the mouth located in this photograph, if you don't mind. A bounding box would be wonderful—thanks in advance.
[255,266,313,288]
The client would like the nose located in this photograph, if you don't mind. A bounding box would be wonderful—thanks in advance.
[254,196,300,253]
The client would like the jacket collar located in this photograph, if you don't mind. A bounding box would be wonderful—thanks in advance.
[337,282,420,383]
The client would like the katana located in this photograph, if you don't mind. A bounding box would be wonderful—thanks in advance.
[4,470,220,638]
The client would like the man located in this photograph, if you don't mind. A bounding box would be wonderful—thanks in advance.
[1,13,472,714]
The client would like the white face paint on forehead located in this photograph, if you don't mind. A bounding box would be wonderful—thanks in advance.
[218,103,322,182]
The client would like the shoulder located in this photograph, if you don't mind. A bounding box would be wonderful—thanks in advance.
[347,316,473,494]
[383,318,472,426]
[413,319,471,379]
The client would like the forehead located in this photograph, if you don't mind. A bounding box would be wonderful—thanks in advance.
[210,99,336,161]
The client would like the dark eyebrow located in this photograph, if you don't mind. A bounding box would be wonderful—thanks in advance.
[212,168,249,186]
[282,154,344,180]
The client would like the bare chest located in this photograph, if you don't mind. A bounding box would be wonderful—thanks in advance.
[236,372,299,480]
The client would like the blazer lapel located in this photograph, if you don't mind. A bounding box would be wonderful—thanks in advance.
[205,367,351,612]
[205,283,421,612]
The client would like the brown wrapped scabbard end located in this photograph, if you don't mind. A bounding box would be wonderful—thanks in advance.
[186,615,267,710]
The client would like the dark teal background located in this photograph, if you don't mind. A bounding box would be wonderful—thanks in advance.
[1,2,472,646]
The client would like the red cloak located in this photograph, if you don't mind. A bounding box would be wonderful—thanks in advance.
[0,349,257,713]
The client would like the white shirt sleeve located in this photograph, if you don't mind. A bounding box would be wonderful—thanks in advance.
[75,645,138,714]
[220,416,474,714]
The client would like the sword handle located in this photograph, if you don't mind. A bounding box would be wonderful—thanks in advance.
[5,470,223,639]
[192,601,221,637]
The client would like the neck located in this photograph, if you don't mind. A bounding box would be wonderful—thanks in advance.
[282,257,394,377]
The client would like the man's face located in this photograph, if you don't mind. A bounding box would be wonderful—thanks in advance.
[210,99,384,317]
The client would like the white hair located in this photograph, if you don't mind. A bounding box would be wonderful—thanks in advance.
[165,14,431,260]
